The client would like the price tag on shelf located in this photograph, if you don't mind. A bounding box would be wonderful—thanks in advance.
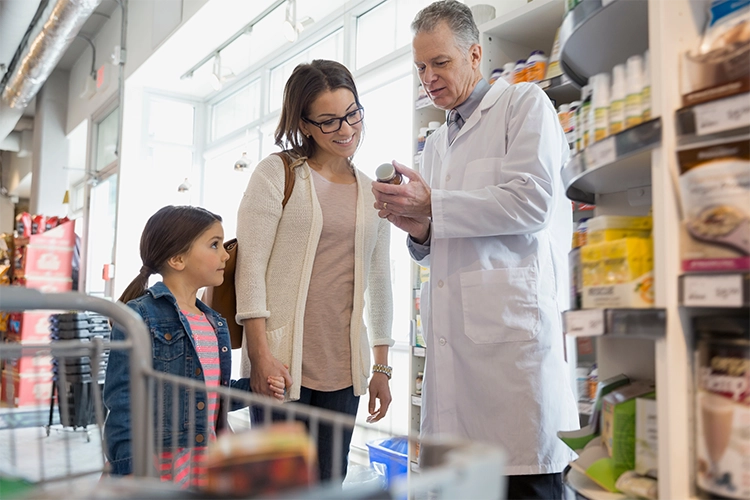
[694,93,750,136]
[413,346,426,357]
[411,395,422,407]
[683,274,743,307]
[584,137,616,171]
[564,310,605,337]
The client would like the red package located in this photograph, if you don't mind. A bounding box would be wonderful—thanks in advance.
[15,213,31,238]
[45,216,59,230]
[31,215,45,235]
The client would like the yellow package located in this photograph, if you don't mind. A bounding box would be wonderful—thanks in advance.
[587,216,653,244]
[589,228,652,244]
[581,243,605,287]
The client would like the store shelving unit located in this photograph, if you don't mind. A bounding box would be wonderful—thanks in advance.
[410,1,739,498]
[408,75,443,477]
[561,118,661,204]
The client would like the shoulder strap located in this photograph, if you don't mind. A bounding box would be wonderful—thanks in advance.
[272,152,295,208]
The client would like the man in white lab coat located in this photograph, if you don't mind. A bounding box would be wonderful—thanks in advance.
[371,1,579,498]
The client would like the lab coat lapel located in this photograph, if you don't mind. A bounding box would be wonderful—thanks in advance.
[451,79,510,146]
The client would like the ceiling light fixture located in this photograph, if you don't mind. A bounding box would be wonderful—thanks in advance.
[177,178,191,193]
[283,0,297,42]
[180,0,286,81]
[234,152,251,171]
[209,53,222,91]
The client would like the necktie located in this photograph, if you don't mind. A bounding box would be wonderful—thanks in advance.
[447,108,463,145]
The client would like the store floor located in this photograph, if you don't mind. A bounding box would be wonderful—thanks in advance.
[0,423,104,493]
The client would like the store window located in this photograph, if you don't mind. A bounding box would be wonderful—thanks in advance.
[145,96,198,205]
[211,79,261,141]
[269,29,345,112]
[94,108,119,171]
[202,130,261,240]
[355,0,430,69]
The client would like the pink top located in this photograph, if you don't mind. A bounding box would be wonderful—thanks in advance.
[157,311,220,489]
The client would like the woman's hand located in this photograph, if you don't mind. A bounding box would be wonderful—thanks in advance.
[366,372,392,423]
[250,354,292,399]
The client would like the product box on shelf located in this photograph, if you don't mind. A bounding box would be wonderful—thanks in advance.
[12,220,75,282]
[635,395,658,479]
[580,237,654,308]
[601,380,656,476]
[678,138,750,272]
[8,311,53,343]
[1,369,53,408]
[4,354,53,377]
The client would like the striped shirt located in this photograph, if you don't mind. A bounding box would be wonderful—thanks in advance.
[157,311,221,489]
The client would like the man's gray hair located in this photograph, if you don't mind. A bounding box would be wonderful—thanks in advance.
[411,0,480,53]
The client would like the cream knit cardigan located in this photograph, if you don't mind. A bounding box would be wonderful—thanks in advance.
[235,154,394,401]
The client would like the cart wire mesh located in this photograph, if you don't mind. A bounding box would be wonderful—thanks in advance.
[0,288,504,499]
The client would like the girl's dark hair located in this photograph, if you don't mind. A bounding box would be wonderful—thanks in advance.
[274,59,362,160]
[118,205,222,304]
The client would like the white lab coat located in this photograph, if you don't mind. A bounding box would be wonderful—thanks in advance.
[412,79,579,475]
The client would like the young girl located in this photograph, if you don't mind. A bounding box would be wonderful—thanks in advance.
[235,60,394,482]
[103,205,283,488]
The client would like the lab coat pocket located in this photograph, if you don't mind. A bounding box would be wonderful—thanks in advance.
[266,323,292,369]
[460,267,540,344]
[462,158,499,190]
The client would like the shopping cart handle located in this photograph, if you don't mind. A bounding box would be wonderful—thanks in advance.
[0,287,154,477]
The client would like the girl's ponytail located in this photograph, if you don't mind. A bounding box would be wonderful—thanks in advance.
[117,205,222,305]
[117,265,156,304]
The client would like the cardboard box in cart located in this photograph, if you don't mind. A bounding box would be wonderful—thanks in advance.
[1,369,53,407]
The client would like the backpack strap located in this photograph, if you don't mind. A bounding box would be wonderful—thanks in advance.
[272,151,295,208]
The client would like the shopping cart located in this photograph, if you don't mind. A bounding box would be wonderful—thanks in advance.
[0,287,505,499]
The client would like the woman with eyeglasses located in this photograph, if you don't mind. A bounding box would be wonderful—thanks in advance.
[234,59,394,482]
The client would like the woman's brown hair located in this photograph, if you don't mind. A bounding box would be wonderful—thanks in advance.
[118,205,222,304]
[274,59,363,160]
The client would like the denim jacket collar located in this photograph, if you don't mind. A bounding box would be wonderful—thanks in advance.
[146,281,215,321]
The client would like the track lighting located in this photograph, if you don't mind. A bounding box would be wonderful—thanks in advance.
[209,54,222,91]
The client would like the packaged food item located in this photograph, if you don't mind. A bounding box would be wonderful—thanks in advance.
[31,215,45,235]
[15,213,31,238]
[601,380,656,476]
[415,372,423,395]
[609,64,626,135]
[683,1,750,99]
[512,59,527,84]
[635,395,658,479]
[694,315,750,499]
[592,72,611,143]
[625,55,644,129]
[641,50,652,121]
[587,215,653,244]
[417,127,428,153]
[525,50,547,83]
[678,139,750,272]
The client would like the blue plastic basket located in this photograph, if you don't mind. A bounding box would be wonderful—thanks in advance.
[366,436,408,487]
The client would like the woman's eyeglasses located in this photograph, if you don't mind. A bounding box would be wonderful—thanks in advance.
[303,107,364,134]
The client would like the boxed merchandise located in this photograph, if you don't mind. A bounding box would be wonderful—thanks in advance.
[601,380,656,476]
[587,215,652,244]
[581,238,654,308]
[681,0,750,104]
[678,139,750,272]
[5,355,53,376]
[206,421,317,497]
[8,312,53,343]
[635,395,658,479]
[1,369,53,407]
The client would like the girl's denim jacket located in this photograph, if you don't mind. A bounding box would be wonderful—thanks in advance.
[103,282,251,475]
